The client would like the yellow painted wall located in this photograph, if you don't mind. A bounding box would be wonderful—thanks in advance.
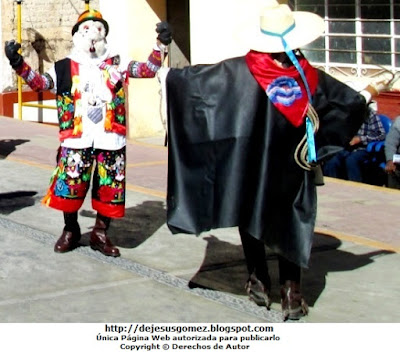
[189,0,250,64]
[189,0,286,65]
[100,0,167,140]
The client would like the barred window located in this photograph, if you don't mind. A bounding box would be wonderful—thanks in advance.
[289,0,400,73]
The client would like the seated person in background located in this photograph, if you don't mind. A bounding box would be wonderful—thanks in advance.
[384,116,400,189]
[323,103,386,182]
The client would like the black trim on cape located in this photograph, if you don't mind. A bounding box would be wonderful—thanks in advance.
[166,56,367,267]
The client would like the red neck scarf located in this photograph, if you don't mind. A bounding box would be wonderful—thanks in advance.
[245,50,318,127]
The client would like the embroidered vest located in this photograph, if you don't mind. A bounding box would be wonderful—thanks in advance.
[54,57,126,142]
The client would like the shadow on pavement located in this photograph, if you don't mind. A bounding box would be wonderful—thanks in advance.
[188,235,248,296]
[188,232,395,307]
[0,139,30,158]
[303,232,394,306]
[78,200,166,248]
[0,191,38,215]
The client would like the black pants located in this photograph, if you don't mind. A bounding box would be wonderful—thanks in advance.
[63,211,110,231]
[239,228,301,286]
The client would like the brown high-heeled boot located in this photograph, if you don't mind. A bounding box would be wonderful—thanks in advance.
[90,214,120,257]
[245,273,272,310]
[280,280,308,321]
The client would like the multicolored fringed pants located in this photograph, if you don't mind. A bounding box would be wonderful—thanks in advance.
[42,146,126,218]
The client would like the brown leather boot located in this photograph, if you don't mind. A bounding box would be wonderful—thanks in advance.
[245,273,272,310]
[90,215,120,257]
[280,280,309,321]
[54,229,81,253]
[54,212,81,253]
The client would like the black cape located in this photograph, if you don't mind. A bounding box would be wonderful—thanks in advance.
[166,56,367,267]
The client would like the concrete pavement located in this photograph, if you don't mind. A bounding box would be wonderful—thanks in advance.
[0,115,399,324]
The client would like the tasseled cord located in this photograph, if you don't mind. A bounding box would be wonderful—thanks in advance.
[294,104,319,170]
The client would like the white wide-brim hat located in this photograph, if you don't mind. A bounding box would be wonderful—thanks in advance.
[237,0,325,53]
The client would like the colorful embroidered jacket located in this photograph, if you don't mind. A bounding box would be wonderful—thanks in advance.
[16,49,163,142]
[54,57,127,140]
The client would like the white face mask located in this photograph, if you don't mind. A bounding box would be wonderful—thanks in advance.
[72,20,107,59]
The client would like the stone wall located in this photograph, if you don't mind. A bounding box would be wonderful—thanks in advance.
[1,0,99,92]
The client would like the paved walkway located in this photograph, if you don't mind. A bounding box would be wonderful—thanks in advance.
[0,115,399,327]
